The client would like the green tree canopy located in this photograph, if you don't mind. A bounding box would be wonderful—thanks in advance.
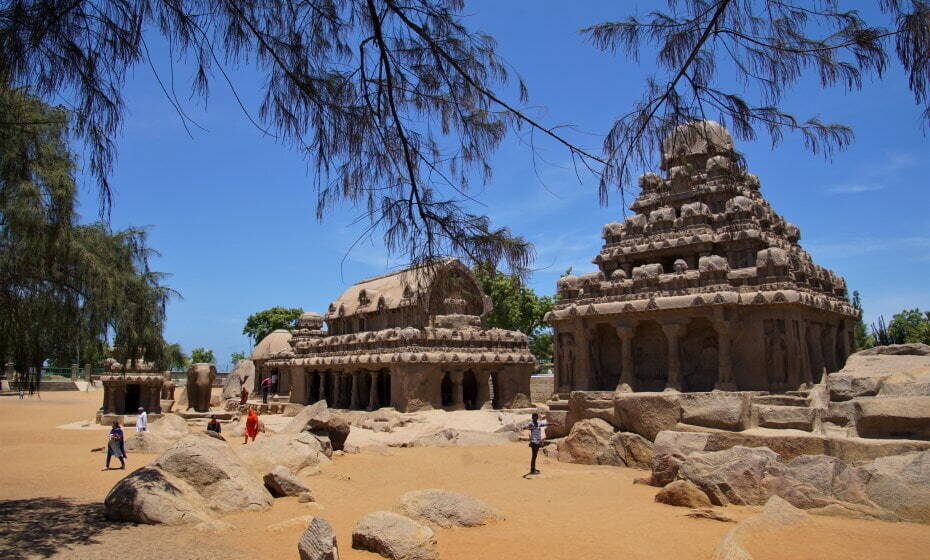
[888,309,930,345]
[243,307,304,344]
[851,291,874,350]
[162,343,189,371]
[231,351,248,365]
[473,265,553,361]
[190,347,215,364]
[0,85,175,390]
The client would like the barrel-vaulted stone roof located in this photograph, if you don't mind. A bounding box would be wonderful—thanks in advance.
[251,329,293,361]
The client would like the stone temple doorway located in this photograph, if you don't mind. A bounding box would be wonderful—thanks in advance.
[681,318,718,392]
[125,384,141,412]
[441,372,453,407]
[633,320,668,391]
[463,370,479,410]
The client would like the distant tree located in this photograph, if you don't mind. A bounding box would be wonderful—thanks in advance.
[851,291,874,350]
[162,343,189,371]
[190,347,215,365]
[888,309,930,345]
[230,351,248,365]
[473,265,554,361]
[243,307,304,344]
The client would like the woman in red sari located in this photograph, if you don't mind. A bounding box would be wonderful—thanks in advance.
[244,407,259,444]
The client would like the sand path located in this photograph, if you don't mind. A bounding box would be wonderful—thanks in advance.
[0,391,927,559]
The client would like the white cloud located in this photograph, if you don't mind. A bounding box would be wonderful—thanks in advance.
[827,184,884,194]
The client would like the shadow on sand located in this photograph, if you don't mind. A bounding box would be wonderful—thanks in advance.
[0,497,117,559]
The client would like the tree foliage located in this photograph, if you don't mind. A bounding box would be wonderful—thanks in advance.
[162,342,189,371]
[190,347,215,364]
[584,0,930,199]
[0,84,175,390]
[851,290,874,349]
[231,351,248,365]
[243,306,304,343]
[473,265,553,360]
[0,0,613,276]
[888,308,930,345]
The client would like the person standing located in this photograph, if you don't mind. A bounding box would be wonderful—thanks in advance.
[105,421,127,470]
[240,386,249,405]
[522,413,548,475]
[261,376,271,404]
[135,407,148,432]
[207,415,222,434]
[244,407,259,444]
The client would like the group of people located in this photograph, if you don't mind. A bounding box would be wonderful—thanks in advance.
[104,402,550,474]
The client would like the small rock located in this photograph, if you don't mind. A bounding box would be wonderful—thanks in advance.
[264,465,310,497]
[687,509,735,523]
[655,480,712,508]
[352,511,437,560]
[394,489,502,528]
[299,517,339,560]
[298,492,316,503]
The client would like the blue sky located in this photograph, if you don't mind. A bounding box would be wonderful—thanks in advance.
[75,2,929,370]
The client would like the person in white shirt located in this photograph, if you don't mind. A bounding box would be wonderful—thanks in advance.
[522,413,548,475]
[135,407,148,432]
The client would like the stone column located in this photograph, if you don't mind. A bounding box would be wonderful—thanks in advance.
[102,383,112,412]
[450,370,465,410]
[714,321,737,391]
[350,371,361,410]
[573,325,593,390]
[150,382,161,413]
[615,325,635,393]
[475,370,492,409]
[368,370,380,411]
[114,382,125,414]
[807,323,825,385]
[824,325,838,373]
[662,323,685,392]
[70,363,78,381]
[839,320,852,367]
[84,363,92,380]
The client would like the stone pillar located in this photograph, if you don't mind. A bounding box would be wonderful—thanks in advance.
[368,370,380,411]
[615,325,635,393]
[662,323,685,392]
[573,325,593,390]
[84,363,92,380]
[824,325,838,373]
[350,371,361,410]
[714,321,737,391]
[807,323,825,385]
[450,370,465,410]
[150,383,161,413]
[114,382,125,415]
[102,383,112,412]
[70,363,78,381]
[839,320,852,367]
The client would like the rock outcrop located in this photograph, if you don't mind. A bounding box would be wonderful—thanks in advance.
[712,496,810,560]
[352,511,437,560]
[677,446,785,506]
[655,480,712,508]
[264,465,311,497]
[394,489,502,528]
[148,413,189,441]
[298,517,339,560]
[104,433,273,524]
[124,431,171,454]
[556,418,654,469]
[236,432,330,474]
[614,393,681,441]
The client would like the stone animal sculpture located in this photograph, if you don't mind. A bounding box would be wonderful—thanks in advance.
[186,363,216,412]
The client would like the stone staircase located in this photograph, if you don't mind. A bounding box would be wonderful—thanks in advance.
[750,390,816,431]
[38,380,79,391]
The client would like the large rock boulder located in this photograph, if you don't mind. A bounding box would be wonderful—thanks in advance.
[298,517,339,560]
[148,413,190,441]
[223,359,255,400]
[830,344,930,401]
[567,391,617,426]
[711,496,810,560]
[854,396,930,440]
[236,432,331,474]
[104,466,210,525]
[860,449,930,523]
[151,433,273,513]
[352,511,437,560]
[679,392,750,431]
[281,400,330,434]
[394,489,502,528]
[124,431,171,454]
[678,446,786,506]
[655,480,712,508]
[542,409,569,439]
[614,392,681,440]
[557,419,654,469]
[264,465,310,497]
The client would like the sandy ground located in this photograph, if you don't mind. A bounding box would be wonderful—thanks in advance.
[1,392,928,560]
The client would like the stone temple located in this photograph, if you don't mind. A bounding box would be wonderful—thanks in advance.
[262,259,536,412]
[547,120,858,394]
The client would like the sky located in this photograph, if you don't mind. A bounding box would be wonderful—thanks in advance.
[74,1,930,370]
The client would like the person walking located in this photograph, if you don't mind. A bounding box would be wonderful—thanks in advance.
[105,421,127,470]
[261,376,271,404]
[135,407,148,432]
[522,413,548,475]
[207,415,222,434]
[244,407,259,444]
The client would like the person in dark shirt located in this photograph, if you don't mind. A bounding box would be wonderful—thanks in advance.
[206,415,222,434]
[105,421,126,470]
